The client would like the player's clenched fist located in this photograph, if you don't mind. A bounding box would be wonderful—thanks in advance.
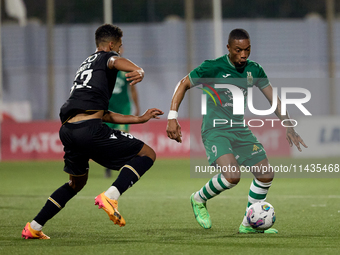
[166,119,182,143]
[126,69,144,86]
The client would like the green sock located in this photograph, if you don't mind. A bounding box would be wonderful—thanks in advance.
[194,173,236,203]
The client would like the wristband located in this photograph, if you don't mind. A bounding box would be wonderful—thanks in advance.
[167,110,178,120]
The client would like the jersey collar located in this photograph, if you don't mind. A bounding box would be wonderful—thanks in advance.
[225,54,235,68]
[225,54,248,69]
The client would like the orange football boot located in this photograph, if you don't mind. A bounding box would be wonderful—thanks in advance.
[22,222,50,239]
[95,192,126,227]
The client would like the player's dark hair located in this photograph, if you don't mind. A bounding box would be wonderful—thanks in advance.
[228,29,250,45]
[95,24,123,47]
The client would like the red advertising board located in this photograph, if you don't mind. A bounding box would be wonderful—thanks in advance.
[1,119,290,161]
[1,121,64,160]
[130,119,192,158]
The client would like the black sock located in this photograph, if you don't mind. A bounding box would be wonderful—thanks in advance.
[112,156,154,194]
[33,183,77,226]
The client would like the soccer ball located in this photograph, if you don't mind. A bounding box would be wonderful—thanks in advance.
[246,201,276,230]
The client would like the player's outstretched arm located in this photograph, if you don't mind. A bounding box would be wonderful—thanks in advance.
[108,57,144,86]
[103,108,163,124]
[261,85,308,152]
[166,75,192,143]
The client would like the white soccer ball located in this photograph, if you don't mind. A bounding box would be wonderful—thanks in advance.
[246,201,276,230]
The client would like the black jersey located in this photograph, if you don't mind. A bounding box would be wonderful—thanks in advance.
[59,51,119,123]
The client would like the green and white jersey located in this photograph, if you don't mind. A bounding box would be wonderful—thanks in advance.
[189,55,270,134]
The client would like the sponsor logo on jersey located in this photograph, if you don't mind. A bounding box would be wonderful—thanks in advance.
[247,71,253,85]
[222,74,231,78]
[253,144,260,151]
[109,133,117,139]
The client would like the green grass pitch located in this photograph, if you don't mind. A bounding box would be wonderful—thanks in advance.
[0,158,339,255]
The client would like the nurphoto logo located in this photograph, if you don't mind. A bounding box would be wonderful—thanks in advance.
[200,84,312,128]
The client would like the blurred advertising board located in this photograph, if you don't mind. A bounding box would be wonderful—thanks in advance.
[1,119,292,161]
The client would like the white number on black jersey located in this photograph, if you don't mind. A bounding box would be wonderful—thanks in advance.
[70,69,93,94]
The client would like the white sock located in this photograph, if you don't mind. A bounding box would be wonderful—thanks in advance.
[30,220,43,231]
[194,191,206,203]
[105,186,121,200]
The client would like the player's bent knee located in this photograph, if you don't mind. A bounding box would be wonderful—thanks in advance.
[138,144,156,162]
[256,176,273,183]
[69,175,88,193]
[256,171,274,183]
[69,181,87,193]
[221,165,240,185]
[223,171,240,185]
[226,177,240,185]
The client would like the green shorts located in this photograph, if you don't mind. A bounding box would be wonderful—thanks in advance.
[202,129,267,167]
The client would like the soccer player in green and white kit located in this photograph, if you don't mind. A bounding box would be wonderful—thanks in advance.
[166,29,307,233]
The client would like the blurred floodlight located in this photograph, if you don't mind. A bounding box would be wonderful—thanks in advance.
[305,12,323,20]
[4,0,27,26]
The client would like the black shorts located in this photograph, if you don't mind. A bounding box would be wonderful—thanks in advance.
[59,119,144,176]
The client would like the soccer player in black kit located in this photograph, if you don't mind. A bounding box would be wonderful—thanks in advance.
[21,24,163,239]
